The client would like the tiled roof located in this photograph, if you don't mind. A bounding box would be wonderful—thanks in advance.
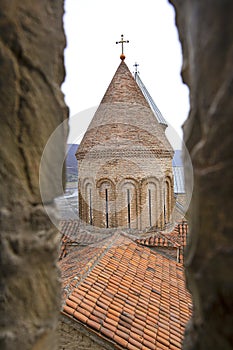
[166,222,188,248]
[60,241,111,300]
[135,231,180,249]
[58,220,114,260]
[62,235,192,349]
[59,220,80,240]
[136,222,188,250]
[135,222,188,264]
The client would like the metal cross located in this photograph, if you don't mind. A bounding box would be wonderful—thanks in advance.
[116,34,129,58]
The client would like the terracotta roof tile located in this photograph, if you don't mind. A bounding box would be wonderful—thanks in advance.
[63,305,74,316]
[135,221,188,264]
[86,318,101,331]
[58,219,115,260]
[113,334,128,348]
[73,310,88,324]
[61,236,192,349]
[143,338,157,349]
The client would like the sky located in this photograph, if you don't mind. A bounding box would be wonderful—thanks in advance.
[62,0,190,147]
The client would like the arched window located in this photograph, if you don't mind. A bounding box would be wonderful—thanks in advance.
[147,182,159,228]
[164,186,167,224]
[118,179,139,229]
[127,189,131,228]
[164,177,173,224]
[148,188,152,227]
[89,188,93,225]
[84,182,93,225]
[141,178,160,229]
[105,188,109,228]
[97,179,116,228]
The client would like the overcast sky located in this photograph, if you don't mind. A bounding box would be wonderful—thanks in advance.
[62,0,190,147]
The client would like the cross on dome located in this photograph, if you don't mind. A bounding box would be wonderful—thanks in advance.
[116,34,129,60]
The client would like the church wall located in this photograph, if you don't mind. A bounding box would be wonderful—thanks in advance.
[78,154,174,230]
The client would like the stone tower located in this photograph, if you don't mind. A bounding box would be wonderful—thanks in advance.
[76,58,174,230]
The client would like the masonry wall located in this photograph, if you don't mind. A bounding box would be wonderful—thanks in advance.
[0,1,68,349]
[59,316,112,350]
[169,1,233,349]
[78,154,174,230]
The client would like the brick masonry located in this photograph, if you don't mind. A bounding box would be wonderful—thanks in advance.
[76,61,175,230]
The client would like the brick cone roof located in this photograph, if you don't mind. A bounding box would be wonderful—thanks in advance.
[76,60,173,160]
[100,60,150,106]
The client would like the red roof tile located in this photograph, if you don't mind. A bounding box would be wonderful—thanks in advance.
[135,231,180,248]
[58,220,114,260]
[135,221,188,264]
[61,236,192,349]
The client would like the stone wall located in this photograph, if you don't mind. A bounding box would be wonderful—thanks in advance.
[169,1,233,349]
[59,316,112,350]
[0,1,68,349]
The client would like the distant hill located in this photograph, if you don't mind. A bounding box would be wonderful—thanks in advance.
[66,144,78,181]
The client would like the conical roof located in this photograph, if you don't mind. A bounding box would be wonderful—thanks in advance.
[100,60,150,106]
[76,60,173,160]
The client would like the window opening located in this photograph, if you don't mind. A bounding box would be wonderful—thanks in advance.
[105,188,109,228]
[164,188,166,224]
[127,189,131,228]
[89,188,92,225]
[148,189,152,227]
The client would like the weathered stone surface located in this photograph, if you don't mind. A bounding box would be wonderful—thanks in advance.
[0,1,68,349]
[0,1,68,207]
[59,316,111,350]
[169,1,233,349]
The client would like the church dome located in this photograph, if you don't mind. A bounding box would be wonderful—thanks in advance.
[76,59,174,230]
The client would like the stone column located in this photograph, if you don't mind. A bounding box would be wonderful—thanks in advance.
[169,1,233,349]
[0,1,68,349]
